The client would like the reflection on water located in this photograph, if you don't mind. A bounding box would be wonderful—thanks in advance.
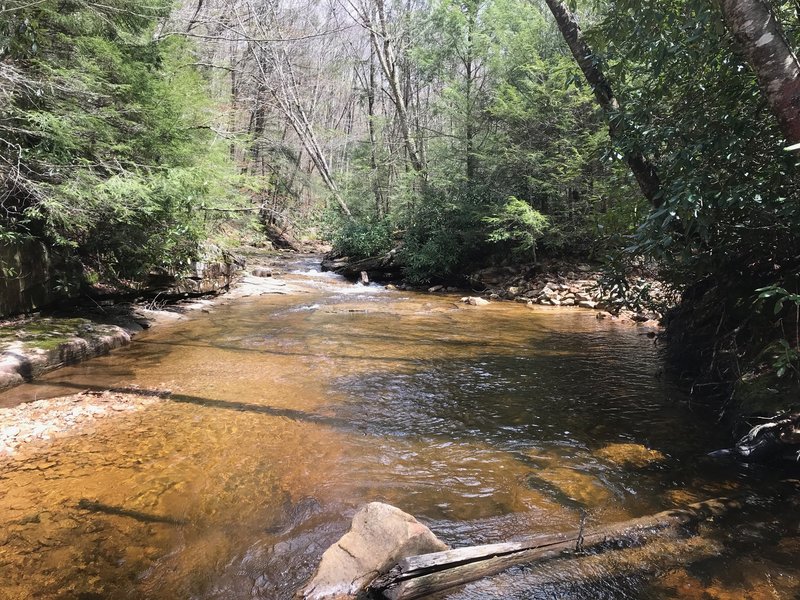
[0,258,798,599]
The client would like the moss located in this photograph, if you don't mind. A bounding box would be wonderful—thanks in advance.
[1,318,93,352]
[26,336,77,351]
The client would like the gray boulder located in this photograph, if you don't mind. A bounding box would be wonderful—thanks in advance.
[298,502,448,599]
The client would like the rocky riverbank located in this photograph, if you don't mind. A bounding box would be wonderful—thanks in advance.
[0,251,306,395]
[322,251,669,326]
[472,263,668,324]
[409,263,669,327]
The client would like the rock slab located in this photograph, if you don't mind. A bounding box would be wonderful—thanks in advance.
[298,502,448,600]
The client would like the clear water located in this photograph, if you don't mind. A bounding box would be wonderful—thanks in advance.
[0,256,797,599]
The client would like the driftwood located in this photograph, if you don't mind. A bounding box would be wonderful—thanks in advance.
[727,412,800,461]
[368,496,743,600]
[435,534,725,598]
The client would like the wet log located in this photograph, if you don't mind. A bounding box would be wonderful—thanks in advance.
[455,534,725,598]
[321,247,403,282]
[732,412,800,461]
[368,496,743,600]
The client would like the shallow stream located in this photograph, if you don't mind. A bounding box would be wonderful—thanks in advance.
[1,257,798,599]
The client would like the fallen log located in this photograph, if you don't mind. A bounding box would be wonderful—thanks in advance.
[441,534,725,599]
[368,496,743,600]
[709,411,800,462]
[321,247,403,282]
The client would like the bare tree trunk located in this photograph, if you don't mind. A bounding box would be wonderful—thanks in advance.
[543,0,662,207]
[186,0,205,32]
[720,0,800,144]
[367,44,385,216]
[464,11,476,181]
[248,47,352,215]
[369,0,426,174]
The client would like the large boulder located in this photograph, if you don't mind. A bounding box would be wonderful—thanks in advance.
[298,502,448,600]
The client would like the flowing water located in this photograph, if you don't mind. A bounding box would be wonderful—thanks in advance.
[1,256,798,599]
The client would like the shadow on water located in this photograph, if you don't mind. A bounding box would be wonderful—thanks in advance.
[77,499,188,525]
[168,393,352,429]
[24,379,354,428]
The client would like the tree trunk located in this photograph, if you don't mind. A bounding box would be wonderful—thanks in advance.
[543,0,662,207]
[186,0,205,32]
[370,0,426,175]
[464,21,476,181]
[720,0,800,145]
[367,43,385,216]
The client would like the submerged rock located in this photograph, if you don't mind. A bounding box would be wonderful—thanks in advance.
[531,466,612,507]
[595,443,666,468]
[297,502,448,600]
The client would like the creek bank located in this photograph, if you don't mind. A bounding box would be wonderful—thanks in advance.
[0,251,309,394]
[324,252,667,326]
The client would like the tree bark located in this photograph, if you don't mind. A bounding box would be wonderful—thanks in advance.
[719,0,800,145]
[369,0,426,175]
[543,0,662,207]
[464,9,477,181]
[367,41,385,216]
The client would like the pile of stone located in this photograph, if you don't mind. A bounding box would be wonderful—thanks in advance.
[469,264,669,324]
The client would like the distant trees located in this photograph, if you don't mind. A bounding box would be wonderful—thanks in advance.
[542,0,661,207]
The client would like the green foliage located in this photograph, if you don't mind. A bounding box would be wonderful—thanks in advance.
[401,186,549,283]
[755,286,800,379]
[402,188,488,284]
[0,0,238,280]
[330,214,394,259]
[484,196,548,259]
[406,0,642,264]
[587,0,800,389]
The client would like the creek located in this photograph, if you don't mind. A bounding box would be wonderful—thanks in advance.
[0,256,797,599]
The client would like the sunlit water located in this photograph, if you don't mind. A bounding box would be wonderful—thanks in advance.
[1,256,798,599]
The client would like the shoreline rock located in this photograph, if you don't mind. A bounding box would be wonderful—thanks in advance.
[0,252,309,395]
[0,322,133,393]
[469,264,667,323]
